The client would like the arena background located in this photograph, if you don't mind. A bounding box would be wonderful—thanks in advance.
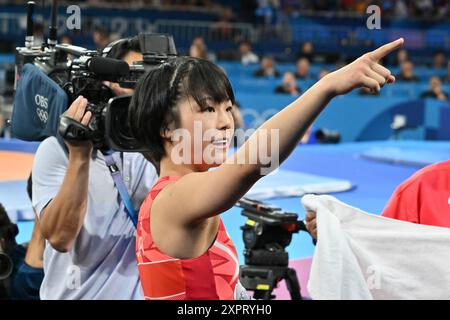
[1,0,450,299]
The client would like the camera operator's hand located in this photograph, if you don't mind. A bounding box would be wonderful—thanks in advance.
[109,82,134,96]
[321,38,403,96]
[39,96,94,253]
[305,210,317,240]
[63,96,93,158]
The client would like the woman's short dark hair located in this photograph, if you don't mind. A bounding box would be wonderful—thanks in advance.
[129,57,235,165]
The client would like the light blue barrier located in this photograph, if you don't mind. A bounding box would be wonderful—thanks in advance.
[236,92,450,142]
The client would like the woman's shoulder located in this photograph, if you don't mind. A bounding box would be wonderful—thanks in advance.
[151,176,180,192]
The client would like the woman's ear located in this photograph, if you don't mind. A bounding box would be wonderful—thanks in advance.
[160,124,174,141]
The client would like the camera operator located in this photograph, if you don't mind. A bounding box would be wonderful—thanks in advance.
[31,37,158,300]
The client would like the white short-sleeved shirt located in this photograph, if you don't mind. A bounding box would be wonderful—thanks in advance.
[32,137,158,300]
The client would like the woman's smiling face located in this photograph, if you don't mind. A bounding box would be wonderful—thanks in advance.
[129,57,236,169]
[170,95,234,171]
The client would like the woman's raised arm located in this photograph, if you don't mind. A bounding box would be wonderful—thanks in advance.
[157,38,404,226]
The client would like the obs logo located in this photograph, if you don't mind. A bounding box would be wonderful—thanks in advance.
[35,94,49,123]
[35,94,48,108]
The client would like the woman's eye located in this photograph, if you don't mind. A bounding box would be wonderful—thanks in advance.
[204,106,215,113]
[226,106,233,112]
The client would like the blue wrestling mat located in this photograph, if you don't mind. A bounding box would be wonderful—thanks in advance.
[4,139,445,262]
[246,169,353,200]
[1,180,34,221]
[359,141,450,167]
[223,141,433,261]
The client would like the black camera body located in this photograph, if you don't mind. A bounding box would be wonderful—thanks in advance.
[15,32,177,151]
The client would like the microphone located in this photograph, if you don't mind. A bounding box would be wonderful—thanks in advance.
[88,56,130,79]
[25,1,35,49]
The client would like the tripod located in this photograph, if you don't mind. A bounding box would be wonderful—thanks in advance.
[240,265,302,300]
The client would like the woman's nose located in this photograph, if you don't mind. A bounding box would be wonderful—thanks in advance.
[217,109,232,130]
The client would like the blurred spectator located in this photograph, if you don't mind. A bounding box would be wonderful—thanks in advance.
[21,0,446,21]
[189,37,216,61]
[253,56,280,78]
[395,48,409,66]
[59,35,73,45]
[255,0,278,26]
[443,60,450,83]
[296,41,314,62]
[433,50,446,69]
[190,42,208,60]
[396,61,419,82]
[435,0,450,18]
[192,36,205,47]
[210,6,237,41]
[295,57,311,80]
[421,76,449,100]
[279,0,448,20]
[394,0,409,17]
[318,69,330,80]
[92,26,110,51]
[239,41,259,65]
[274,72,301,96]
[412,0,434,16]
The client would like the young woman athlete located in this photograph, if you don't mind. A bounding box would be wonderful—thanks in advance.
[129,38,404,300]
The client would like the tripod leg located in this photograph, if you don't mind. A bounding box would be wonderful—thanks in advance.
[284,268,302,300]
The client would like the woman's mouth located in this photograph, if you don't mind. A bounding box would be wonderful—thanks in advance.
[211,138,229,149]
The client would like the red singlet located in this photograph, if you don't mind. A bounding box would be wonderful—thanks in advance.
[382,160,450,227]
[136,176,240,300]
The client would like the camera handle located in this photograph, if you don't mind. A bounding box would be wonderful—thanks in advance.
[59,115,92,141]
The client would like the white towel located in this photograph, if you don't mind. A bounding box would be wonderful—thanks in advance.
[302,194,450,300]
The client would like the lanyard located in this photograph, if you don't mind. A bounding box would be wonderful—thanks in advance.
[102,151,137,228]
